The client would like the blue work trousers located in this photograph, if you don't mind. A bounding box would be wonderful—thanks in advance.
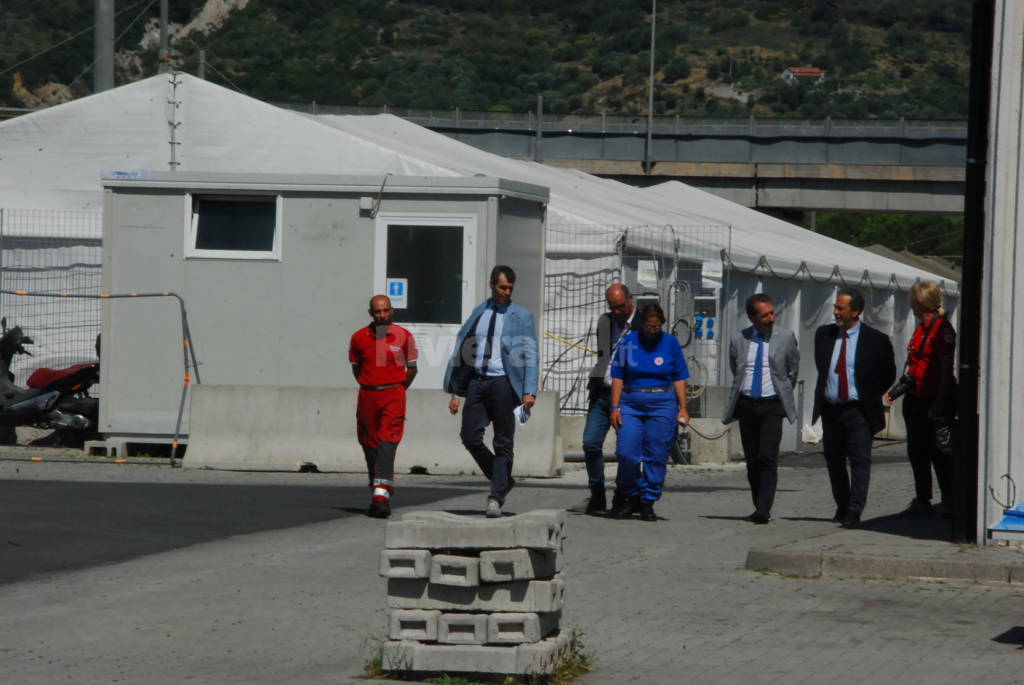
[614,389,678,504]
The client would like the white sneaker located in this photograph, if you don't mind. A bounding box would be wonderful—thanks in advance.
[486,498,502,518]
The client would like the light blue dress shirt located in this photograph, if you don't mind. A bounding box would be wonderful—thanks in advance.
[825,322,860,403]
[473,302,506,376]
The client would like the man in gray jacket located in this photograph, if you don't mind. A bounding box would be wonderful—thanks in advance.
[722,293,799,524]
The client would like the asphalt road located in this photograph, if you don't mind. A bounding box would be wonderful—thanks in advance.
[0,476,466,585]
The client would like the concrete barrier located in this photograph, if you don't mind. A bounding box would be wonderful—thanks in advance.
[184,385,562,476]
[381,510,570,675]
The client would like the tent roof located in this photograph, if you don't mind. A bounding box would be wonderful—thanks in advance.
[0,72,953,291]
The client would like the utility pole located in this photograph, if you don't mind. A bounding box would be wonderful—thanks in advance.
[158,0,170,72]
[93,0,115,92]
[535,95,544,163]
[644,0,656,175]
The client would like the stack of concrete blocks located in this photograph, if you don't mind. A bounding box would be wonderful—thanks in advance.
[379,510,569,675]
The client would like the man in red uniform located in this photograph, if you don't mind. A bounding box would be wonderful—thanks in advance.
[349,294,418,518]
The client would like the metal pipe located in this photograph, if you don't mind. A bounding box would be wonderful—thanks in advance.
[158,0,169,73]
[93,0,115,92]
[644,0,656,175]
[954,0,995,544]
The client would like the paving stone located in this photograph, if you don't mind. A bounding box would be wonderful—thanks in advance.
[387,575,565,612]
[429,554,481,587]
[389,609,440,641]
[386,509,566,550]
[379,549,432,579]
[487,610,561,644]
[479,547,559,583]
[381,633,570,674]
[437,612,488,644]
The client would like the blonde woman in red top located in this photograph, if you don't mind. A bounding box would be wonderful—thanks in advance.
[886,281,956,518]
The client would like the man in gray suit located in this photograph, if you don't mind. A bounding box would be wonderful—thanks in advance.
[722,293,799,524]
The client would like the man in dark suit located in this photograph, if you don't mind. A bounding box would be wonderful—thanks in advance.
[813,288,896,528]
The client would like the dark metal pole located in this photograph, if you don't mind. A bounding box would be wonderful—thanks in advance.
[535,95,543,163]
[644,0,656,175]
[93,0,115,92]
[953,0,995,543]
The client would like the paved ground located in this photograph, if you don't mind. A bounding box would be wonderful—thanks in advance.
[2,442,1024,684]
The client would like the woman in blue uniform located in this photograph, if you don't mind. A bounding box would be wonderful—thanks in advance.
[609,302,690,521]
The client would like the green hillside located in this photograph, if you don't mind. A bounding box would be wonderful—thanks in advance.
[2,0,972,118]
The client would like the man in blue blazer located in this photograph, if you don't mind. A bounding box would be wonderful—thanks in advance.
[812,288,896,528]
[444,265,539,518]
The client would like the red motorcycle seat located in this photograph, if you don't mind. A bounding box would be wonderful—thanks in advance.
[27,364,96,389]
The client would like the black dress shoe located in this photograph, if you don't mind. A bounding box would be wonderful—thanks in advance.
[639,502,657,521]
[610,495,638,519]
[751,511,770,524]
[832,507,847,523]
[841,511,861,528]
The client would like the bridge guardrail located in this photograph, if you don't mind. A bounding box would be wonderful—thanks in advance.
[273,102,967,139]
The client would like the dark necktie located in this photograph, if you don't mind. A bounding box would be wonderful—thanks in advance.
[480,305,498,376]
[836,332,849,401]
[751,334,764,398]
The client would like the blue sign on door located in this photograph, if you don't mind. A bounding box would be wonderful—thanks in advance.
[386,278,408,308]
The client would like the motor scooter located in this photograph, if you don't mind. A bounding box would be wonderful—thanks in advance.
[0,319,99,447]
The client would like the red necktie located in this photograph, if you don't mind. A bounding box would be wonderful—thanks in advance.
[836,333,849,401]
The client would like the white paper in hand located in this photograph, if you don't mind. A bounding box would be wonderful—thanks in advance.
[514,404,531,425]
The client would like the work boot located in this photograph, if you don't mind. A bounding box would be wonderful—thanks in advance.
[585,487,607,515]
[639,501,657,522]
[367,499,391,519]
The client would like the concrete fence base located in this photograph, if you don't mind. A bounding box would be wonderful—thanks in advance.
[184,385,563,476]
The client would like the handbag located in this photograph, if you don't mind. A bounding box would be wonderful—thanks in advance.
[931,376,958,457]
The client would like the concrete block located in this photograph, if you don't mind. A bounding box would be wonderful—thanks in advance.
[430,554,481,587]
[389,609,440,641]
[386,510,566,550]
[380,549,432,579]
[387,576,566,612]
[438,612,488,644]
[487,611,561,644]
[381,633,570,674]
[515,631,571,674]
[382,639,516,674]
[479,548,559,583]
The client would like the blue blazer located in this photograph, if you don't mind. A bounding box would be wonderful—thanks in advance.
[443,299,539,399]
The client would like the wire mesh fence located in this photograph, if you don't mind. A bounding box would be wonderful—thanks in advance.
[0,210,732,415]
[542,223,730,415]
[0,209,103,384]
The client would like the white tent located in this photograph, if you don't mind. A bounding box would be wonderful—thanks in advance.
[0,72,958,437]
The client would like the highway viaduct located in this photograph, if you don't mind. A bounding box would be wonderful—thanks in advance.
[288,106,965,215]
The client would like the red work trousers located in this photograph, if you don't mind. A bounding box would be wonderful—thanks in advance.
[356,385,407,448]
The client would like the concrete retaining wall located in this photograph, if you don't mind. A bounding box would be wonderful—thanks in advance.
[184,385,562,476]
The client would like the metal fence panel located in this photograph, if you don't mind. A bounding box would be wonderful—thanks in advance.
[0,209,102,384]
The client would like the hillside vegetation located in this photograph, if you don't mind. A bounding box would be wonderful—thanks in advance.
[2,0,972,119]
